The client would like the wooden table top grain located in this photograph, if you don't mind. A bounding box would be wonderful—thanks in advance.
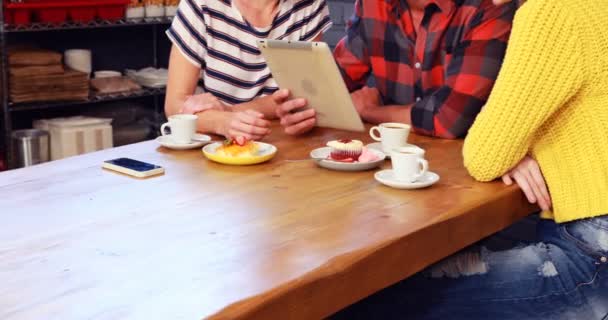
[0,124,536,320]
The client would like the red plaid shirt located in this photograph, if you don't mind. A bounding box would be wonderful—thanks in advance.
[334,0,517,138]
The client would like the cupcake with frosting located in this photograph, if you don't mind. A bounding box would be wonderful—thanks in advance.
[327,139,363,161]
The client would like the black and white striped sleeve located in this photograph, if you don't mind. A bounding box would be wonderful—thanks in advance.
[166,0,208,67]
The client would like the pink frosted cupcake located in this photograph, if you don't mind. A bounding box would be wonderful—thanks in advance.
[327,139,363,161]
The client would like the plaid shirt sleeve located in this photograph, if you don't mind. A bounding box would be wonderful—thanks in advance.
[333,0,370,92]
[411,4,515,139]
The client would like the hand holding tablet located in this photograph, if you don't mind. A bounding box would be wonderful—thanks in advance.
[272,89,317,135]
[258,40,365,133]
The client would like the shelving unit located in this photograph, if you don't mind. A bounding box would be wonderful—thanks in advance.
[0,4,172,169]
[9,87,166,112]
[5,17,173,32]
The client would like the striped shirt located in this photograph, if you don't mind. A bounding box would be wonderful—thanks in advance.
[167,0,332,105]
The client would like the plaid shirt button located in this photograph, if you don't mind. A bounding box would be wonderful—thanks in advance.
[414,62,421,69]
[416,97,422,102]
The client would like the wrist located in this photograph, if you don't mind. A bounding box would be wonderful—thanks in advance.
[360,105,380,123]
[214,111,231,137]
[196,109,230,137]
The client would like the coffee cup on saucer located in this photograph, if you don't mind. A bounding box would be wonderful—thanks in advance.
[369,123,411,154]
[390,146,428,183]
[160,114,197,144]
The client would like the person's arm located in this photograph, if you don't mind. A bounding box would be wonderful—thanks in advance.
[165,45,213,131]
[165,46,271,140]
[165,0,220,133]
[350,87,412,124]
[232,95,278,119]
[463,1,583,181]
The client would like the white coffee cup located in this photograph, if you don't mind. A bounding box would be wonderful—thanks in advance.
[370,123,411,153]
[391,146,429,183]
[400,145,425,157]
[160,114,197,144]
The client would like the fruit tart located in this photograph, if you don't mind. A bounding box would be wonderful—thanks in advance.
[216,139,259,158]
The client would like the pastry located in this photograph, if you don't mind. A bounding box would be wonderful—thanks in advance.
[216,139,259,158]
[326,139,363,161]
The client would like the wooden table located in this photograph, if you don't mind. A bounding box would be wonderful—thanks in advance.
[0,125,536,320]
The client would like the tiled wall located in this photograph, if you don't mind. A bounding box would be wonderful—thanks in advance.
[326,0,355,48]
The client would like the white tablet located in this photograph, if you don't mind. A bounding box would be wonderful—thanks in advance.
[258,40,365,132]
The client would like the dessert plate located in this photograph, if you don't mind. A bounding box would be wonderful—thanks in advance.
[367,142,419,159]
[310,147,385,171]
[156,134,211,150]
[374,170,440,189]
[202,142,277,165]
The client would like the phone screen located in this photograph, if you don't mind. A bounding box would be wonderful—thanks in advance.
[104,158,161,172]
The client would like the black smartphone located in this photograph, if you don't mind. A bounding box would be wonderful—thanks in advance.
[102,158,164,178]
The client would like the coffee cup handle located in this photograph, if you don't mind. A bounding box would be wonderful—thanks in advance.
[369,127,382,141]
[160,123,171,136]
[415,158,429,181]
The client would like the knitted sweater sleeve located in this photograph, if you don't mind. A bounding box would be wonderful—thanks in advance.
[462,0,584,182]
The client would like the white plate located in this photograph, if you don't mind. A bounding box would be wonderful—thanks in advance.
[156,134,211,150]
[374,170,440,189]
[202,141,277,165]
[310,147,386,171]
[367,142,420,158]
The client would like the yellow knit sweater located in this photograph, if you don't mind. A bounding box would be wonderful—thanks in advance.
[463,0,608,223]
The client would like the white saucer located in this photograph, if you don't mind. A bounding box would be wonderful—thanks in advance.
[367,142,420,158]
[310,147,385,171]
[156,134,211,150]
[374,170,440,189]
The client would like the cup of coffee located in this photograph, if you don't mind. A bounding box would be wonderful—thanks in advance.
[160,114,197,144]
[369,123,411,153]
[391,146,428,183]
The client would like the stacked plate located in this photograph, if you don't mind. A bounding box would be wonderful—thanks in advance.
[126,67,168,88]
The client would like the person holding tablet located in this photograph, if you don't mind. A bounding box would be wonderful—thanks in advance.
[164,0,332,141]
[275,0,517,139]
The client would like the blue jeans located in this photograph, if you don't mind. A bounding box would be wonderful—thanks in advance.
[332,215,608,319]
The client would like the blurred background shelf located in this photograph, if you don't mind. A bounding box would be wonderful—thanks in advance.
[0,2,172,168]
[9,87,166,112]
[4,17,172,33]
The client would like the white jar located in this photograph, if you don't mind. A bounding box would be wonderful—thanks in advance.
[64,49,92,76]
[126,6,145,20]
[164,5,177,17]
[145,5,165,18]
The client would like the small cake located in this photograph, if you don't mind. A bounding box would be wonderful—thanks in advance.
[327,139,363,161]
[216,139,259,158]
